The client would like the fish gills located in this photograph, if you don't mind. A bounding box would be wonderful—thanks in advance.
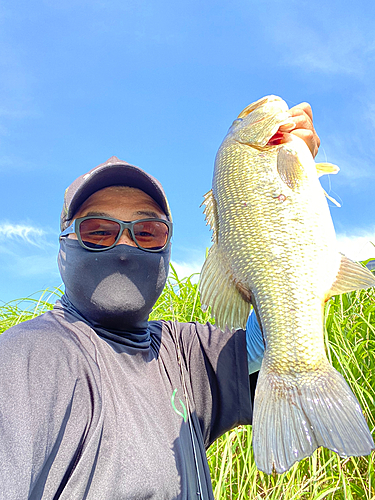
[200,95,375,474]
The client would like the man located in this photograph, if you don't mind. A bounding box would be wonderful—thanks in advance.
[0,103,319,499]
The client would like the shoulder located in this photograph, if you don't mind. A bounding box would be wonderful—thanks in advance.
[152,319,245,357]
[151,319,221,336]
[0,310,94,378]
[1,310,76,351]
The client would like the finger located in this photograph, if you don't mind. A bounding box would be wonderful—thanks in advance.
[287,102,320,157]
[289,102,313,123]
[291,129,321,157]
[276,102,320,157]
[278,121,296,132]
[288,112,314,133]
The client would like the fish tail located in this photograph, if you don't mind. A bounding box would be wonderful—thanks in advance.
[253,361,374,474]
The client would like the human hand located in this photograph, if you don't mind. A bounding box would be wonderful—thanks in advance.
[268,102,321,158]
[280,102,321,158]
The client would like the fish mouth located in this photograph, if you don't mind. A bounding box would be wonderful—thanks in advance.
[237,95,284,119]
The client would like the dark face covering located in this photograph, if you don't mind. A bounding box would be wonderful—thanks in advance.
[58,238,170,345]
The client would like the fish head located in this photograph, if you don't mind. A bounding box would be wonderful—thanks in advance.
[226,95,293,148]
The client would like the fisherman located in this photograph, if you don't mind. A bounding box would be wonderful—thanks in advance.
[0,103,319,499]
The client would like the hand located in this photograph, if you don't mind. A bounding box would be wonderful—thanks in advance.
[279,102,321,158]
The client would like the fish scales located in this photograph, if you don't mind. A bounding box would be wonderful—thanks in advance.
[214,124,337,362]
[200,95,375,474]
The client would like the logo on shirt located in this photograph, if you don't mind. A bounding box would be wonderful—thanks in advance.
[171,388,187,422]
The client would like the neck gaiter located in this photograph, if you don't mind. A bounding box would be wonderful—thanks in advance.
[58,238,170,347]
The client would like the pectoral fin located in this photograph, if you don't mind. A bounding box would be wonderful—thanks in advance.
[277,148,306,190]
[315,163,341,206]
[326,254,375,299]
[199,243,252,330]
[201,189,219,243]
[315,162,339,177]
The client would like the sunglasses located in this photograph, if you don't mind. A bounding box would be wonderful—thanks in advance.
[60,216,173,252]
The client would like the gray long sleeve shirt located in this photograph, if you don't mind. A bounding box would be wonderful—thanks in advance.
[0,301,253,499]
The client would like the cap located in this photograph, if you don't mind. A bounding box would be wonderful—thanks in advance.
[60,156,172,231]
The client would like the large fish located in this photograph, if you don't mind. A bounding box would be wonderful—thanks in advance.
[199,95,375,474]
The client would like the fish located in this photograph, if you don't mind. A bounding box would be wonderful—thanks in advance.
[199,95,375,474]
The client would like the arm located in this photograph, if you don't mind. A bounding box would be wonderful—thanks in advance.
[174,321,253,447]
[0,326,59,498]
[0,319,99,499]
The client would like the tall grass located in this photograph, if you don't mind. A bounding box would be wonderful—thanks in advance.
[206,286,375,500]
[0,288,62,334]
[1,268,374,499]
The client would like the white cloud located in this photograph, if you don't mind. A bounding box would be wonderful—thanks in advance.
[170,259,203,282]
[284,38,370,77]
[318,138,373,183]
[0,221,60,301]
[363,100,375,141]
[0,223,47,247]
[3,252,60,279]
[257,4,375,78]
[337,231,375,261]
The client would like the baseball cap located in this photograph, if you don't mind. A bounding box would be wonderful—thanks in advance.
[60,156,172,231]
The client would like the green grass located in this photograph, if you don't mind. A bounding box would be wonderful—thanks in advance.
[206,286,375,500]
[0,287,63,334]
[1,268,375,499]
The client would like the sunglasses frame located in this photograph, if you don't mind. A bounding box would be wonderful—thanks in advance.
[60,216,173,252]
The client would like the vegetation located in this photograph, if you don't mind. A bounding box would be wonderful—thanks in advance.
[1,265,374,499]
[0,288,62,334]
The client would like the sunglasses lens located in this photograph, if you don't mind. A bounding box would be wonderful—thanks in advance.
[132,220,169,250]
[79,219,121,249]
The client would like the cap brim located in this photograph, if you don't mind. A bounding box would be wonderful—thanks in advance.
[67,164,170,222]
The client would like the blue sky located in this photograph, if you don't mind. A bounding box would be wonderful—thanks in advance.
[1,0,375,303]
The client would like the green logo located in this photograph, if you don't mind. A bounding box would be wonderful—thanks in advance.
[171,388,187,422]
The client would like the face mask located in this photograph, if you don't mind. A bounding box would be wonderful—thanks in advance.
[58,238,170,332]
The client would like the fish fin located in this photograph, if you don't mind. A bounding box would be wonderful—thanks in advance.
[253,361,374,474]
[315,162,341,206]
[323,189,341,207]
[277,148,306,190]
[326,254,375,299]
[199,243,252,330]
[315,162,340,177]
[201,189,219,243]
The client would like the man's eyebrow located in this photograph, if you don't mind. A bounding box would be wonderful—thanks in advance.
[133,210,161,218]
[84,211,112,217]
[82,210,162,219]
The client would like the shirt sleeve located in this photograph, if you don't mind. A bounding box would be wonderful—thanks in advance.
[174,321,256,448]
[0,316,101,500]
[246,310,265,374]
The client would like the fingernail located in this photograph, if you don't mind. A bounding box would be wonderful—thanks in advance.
[279,121,296,131]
